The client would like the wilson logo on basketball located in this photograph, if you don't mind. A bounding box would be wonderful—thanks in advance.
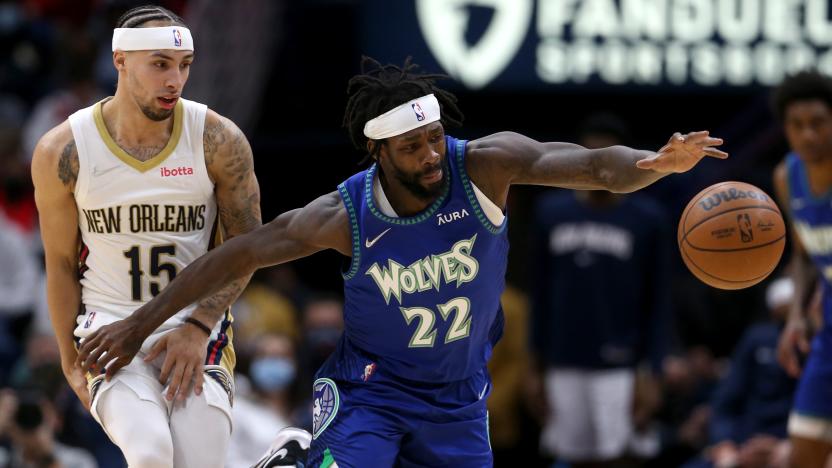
[698,188,769,212]
[160,166,194,177]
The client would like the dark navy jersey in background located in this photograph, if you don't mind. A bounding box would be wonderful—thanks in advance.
[530,191,672,372]
[334,136,509,383]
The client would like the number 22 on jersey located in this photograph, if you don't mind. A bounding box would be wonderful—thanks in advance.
[400,297,472,348]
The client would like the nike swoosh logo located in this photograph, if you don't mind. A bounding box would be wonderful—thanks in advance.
[274,448,288,459]
[365,228,391,248]
[478,383,489,400]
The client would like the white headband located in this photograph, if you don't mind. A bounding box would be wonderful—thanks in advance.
[112,26,194,52]
[363,94,441,140]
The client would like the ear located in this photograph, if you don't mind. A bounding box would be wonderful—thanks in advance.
[366,139,383,161]
[113,51,126,72]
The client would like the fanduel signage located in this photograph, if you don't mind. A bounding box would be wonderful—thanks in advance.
[364,0,832,90]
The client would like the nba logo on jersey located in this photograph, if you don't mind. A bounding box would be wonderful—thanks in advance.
[312,378,339,439]
[173,29,182,47]
[362,362,376,382]
[412,102,426,121]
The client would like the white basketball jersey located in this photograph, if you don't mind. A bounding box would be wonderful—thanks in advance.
[69,98,217,339]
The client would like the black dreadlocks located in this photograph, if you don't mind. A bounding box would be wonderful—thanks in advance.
[116,4,186,28]
[343,56,463,162]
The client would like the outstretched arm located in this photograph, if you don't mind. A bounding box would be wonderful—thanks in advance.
[189,112,262,329]
[466,131,726,207]
[143,111,263,401]
[77,191,350,378]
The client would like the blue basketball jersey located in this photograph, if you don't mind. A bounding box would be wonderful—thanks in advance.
[786,152,832,324]
[335,136,508,383]
[784,152,832,420]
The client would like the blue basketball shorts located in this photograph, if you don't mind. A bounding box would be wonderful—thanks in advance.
[307,365,493,467]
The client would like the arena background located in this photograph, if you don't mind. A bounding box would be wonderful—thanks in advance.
[0,0,820,466]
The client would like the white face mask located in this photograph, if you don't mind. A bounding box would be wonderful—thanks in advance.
[250,357,296,392]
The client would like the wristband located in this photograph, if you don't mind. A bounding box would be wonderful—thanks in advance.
[184,317,212,336]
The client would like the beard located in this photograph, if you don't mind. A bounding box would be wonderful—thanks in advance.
[138,102,174,122]
[387,158,448,201]
[127,73,175,122]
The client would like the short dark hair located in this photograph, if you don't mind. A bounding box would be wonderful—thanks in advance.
[773,70,832,121]
[116,4,186,28]
[343,56,463,162]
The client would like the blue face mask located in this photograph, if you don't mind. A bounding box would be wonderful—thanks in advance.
[250,357,296,392]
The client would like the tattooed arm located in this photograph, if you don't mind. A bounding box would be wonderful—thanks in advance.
[140,111,262,401]
[192,111,262,329]
[32,122,90,408]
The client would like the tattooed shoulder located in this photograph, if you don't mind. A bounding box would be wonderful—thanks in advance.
[203,114,227,166]
[58,140,79,189]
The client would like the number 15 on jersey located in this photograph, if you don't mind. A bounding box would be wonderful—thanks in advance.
[123,244,177,301]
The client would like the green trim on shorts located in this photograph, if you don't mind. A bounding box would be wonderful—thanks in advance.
[320,448,336,468]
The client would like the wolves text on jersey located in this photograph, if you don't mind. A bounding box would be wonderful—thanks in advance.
[365,234,479,305]
[82,204,207,234]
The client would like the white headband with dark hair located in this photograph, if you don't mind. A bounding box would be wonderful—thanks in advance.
[112,26,194,52]
[363,94,441,140]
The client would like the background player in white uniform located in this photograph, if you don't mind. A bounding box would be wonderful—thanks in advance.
[31,5,261,467]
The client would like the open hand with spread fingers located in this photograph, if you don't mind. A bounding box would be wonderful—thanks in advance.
[636,131,728,173]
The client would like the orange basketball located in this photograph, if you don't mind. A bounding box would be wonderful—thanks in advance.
[678,181,786,290]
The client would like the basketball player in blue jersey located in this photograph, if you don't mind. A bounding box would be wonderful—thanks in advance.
[773,70,832,468]
[77,57,726,467]
[32,5,261,467]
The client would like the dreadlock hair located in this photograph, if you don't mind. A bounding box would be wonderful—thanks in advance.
[343,56,464,163]
[772,69,832,121]
[116,4,186,28]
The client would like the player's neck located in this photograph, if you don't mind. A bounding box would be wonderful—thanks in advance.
[103,91,174,148]
[378,172,434,217]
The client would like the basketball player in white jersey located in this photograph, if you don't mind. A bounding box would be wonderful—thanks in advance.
[31,5,261,467]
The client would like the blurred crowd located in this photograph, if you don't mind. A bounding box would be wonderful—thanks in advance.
[0,1,807,467]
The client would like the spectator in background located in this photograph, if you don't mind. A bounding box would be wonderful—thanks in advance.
[9,332,125,467]
[232,276,300,344]
[0,389,96,468]
[683,277,797,468]
[299,294,344,382]
[227,333,298,468]
[22,31,104,163]
[0,1,55,107]
[530,113,672,467]
[486,284,534,466]
[648,346,722,468]
[0,121,37,236]
[295,294,344,430]
[0,210,39,387]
